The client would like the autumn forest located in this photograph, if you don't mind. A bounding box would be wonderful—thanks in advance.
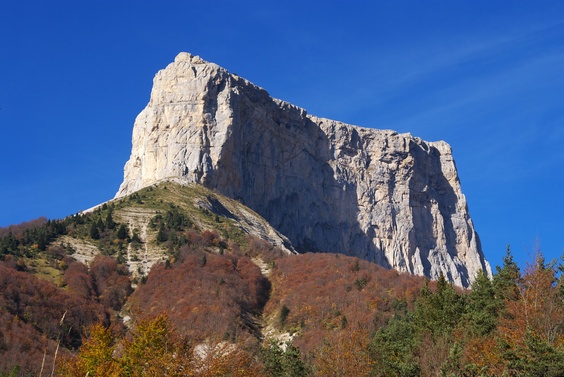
[0,184,563,376]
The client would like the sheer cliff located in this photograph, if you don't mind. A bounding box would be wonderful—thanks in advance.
[116,52,491,287]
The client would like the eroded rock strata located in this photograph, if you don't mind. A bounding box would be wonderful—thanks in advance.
[116,52,491,287]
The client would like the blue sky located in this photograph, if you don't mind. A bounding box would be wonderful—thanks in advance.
[1,1,562,270]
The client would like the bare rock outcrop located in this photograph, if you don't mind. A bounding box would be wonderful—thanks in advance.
[116,52,491,287]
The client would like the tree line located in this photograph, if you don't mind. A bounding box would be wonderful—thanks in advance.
[1,189,562,376]
[54,247,564,377]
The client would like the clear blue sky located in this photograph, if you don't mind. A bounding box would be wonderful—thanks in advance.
[1,1,563,271]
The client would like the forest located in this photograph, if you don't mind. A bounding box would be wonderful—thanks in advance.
[0,184,562,376]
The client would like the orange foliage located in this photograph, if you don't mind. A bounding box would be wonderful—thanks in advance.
[127,248,270,343]
[58,314,265,377]
[499,256,564,348]
[90,255,132,310]
[264,253,426,354]
[0,217,48,238]
[462,335,506,375]
[0,261,106,374]
[312,326,373,377]
[64,259,96,299]
[194,342,265,377]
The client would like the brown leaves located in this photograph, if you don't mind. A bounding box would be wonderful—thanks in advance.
[58,314,265,377]
[312,326,373,377]
[0,261,105,374]
[57,323,122,377]
[263,253,426,354]
[499,255,564,348]
[127,250,270,342]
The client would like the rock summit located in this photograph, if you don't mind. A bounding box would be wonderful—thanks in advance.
[116,52,491,287]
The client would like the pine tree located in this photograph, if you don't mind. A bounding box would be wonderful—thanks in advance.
[116,224,128,241]
[493,246,521,304]
[262,341,309,377]
[370,311,420,377]
[105,211,115,230]
[466,269,499,336]
[156,224,167,243]
[89,223,100,240]
[413,273,464,336]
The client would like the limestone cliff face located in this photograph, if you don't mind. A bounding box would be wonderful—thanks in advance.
[116,52,491,287]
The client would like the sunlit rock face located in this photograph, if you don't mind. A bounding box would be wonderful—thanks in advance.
[117,52,491,287]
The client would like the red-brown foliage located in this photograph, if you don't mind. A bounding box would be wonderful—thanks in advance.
[127,247,270,343]
[63,256,132,313]
[263,253,427,354]
[0,217,48,238]
[64,258,96,299]
[0,261,106,374]
[89,255,132,311]
[0,308,59,376]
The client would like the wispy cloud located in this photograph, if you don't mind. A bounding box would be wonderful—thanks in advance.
[283,20,564,139]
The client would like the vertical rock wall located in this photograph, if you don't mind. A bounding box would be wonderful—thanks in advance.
[116,52,491,287]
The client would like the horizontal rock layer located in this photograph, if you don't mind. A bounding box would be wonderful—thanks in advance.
[116,52,491,287]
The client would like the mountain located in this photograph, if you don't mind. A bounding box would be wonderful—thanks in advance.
[116,52,490,287]
[0,182,429,374]
[1,183,561,376]
[0,182,296,374]
[75,182,295,276]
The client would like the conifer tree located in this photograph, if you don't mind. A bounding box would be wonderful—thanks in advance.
[105,211,115,230]
[413,273,463,336]
[156,224,167,243]
[89,223,100,240]
[493,246,521,304]
[116,224,128,241]
[262,341,309,377]
[465,269,498,336]
[370,311,419,377]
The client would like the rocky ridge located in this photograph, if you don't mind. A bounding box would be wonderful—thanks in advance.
[116,52,491,287]
[67,183,294,279]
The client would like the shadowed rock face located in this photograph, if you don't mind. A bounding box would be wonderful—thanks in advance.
[116,52,491,287]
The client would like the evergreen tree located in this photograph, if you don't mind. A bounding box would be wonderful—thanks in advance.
[89,223,100,240]
[413,273,464,336]
[506,330,564,377]
[262,341,309,377]
[105,211,115,230]
[493,246,521,304]
[156,224,167,243]
[168,231,178,246]
[465,269,499,336]
[131,231,141,244]
[36,230,47,250]
[97,218,105,230]
[116,224,128,241]
[279,305,290,327]
[0,231,19,256]
[370,312,420,377]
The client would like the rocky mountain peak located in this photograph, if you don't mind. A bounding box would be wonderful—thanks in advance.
[116,52,492,287]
